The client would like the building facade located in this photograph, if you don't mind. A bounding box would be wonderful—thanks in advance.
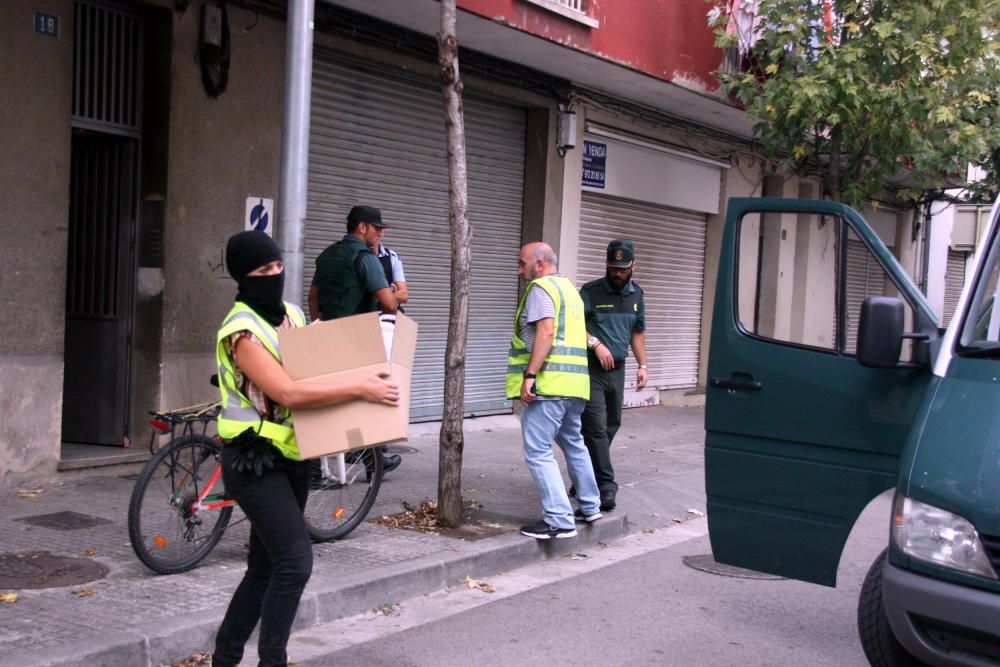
[7,0,914,475]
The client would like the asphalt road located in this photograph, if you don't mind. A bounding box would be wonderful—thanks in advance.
[279,492,892,667]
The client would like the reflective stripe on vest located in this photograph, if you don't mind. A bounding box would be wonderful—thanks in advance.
[216,302,306,460]
[506,275,590,400]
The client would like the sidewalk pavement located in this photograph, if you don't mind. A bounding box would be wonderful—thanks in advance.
[0,404,706,667]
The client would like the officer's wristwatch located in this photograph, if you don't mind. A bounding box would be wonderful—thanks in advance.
[638,364,648,369]
[587,336,599,350]
[523,371,537,379]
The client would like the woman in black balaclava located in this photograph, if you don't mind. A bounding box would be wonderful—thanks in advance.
[213,231,400,667]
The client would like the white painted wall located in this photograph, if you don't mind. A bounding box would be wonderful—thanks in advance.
[580,133,722,214]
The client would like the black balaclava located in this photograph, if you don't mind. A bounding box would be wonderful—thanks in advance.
[225,231,287,327]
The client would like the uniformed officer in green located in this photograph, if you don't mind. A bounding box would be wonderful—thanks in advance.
[577,239,648,511]
[308,205,398,321]
[307,204,402,473]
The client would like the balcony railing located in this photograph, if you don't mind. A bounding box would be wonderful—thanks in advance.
[523,0,599,28]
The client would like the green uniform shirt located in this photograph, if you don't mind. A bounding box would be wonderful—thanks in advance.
[312,235,389,319]
[580,277,645,363]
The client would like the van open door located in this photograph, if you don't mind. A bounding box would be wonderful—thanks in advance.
[705,198,938,586]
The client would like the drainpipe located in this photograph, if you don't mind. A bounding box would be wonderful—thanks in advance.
[278,0,315,307]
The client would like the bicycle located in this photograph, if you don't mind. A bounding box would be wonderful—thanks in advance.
[127,399,384,574]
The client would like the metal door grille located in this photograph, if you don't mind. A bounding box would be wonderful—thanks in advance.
[73,1,142,134]
[66,137,137,318]
[578,193,708,390]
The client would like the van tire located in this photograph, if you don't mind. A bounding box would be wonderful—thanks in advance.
[857,549,928,667]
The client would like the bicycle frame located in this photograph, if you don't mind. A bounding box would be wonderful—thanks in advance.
[187,463,235,512]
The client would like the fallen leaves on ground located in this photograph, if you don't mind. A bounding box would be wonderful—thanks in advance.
[165,650,212,667]
[463,575,495,593]
[16,488,43,499]
[0,592,18,604]
[643,528,656,534]
[374,602,400,616]
[685,508,706,517]
[82,548,96,557]
[374,500,440,533]
[561,552,589,561]
[71,587,94,598]
[649,449,667,454]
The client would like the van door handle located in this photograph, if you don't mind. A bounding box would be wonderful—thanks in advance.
[709,376,762,391]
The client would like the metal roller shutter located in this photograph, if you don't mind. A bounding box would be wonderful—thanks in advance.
[843,239,887,354]
[577,193,707,390]
[305,50,526,420]
[943,249,968,326]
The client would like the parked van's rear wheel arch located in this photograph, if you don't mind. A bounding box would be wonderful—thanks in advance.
[857,549,928,667]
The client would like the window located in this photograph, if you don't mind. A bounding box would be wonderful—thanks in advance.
[960,223,1000,352]
[737,211,914,360]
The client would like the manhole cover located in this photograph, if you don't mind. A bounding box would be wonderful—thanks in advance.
[383,445,419,455]
[15,511,112,531]
[682,554,786,580]
[0,551,108,589]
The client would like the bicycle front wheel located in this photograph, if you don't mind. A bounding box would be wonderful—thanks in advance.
[305,447,383,542]
[128,435,233,574]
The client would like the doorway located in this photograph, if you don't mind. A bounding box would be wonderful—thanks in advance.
[61,132,138,446]
[61,1,143,448]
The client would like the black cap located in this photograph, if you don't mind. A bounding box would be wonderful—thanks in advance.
[606,239,635,267]
[346,205,390,228]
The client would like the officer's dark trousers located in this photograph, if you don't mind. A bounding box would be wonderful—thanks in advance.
[214,449,313,667]
[581,362,625,493]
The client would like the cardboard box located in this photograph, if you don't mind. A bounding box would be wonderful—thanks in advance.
[278,312,418,459]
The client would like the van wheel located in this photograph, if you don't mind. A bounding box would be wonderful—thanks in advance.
[857,549,928,666]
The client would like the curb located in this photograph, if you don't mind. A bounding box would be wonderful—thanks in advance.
[6,514,629,667]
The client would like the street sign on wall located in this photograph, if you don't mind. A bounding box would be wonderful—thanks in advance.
[245,197,274,236]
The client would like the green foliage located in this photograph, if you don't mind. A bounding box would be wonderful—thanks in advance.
[709,0,1000,207]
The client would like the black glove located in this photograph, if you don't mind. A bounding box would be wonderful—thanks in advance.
[230,428,277,477]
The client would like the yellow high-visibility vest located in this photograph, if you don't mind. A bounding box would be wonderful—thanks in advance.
[506,275,590,400]
[215,302,305,461]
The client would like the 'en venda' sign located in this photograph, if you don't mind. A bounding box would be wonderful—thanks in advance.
[582,140,606,189]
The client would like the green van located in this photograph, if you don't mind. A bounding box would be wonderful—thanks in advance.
[705,198,1000,665]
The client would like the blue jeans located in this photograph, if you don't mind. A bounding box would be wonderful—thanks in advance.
[521,398,601,529]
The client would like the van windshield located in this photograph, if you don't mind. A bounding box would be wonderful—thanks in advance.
[958,218,1000,357]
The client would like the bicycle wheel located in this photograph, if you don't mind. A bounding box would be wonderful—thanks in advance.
[128,435,233,574]
[305,447,383,542]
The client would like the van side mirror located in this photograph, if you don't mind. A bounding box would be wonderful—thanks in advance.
[857,297,904,368]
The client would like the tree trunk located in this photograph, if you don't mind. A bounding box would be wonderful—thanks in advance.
[436,0,471,528]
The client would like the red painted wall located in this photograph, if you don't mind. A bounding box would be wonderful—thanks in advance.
[458,0,722,90]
